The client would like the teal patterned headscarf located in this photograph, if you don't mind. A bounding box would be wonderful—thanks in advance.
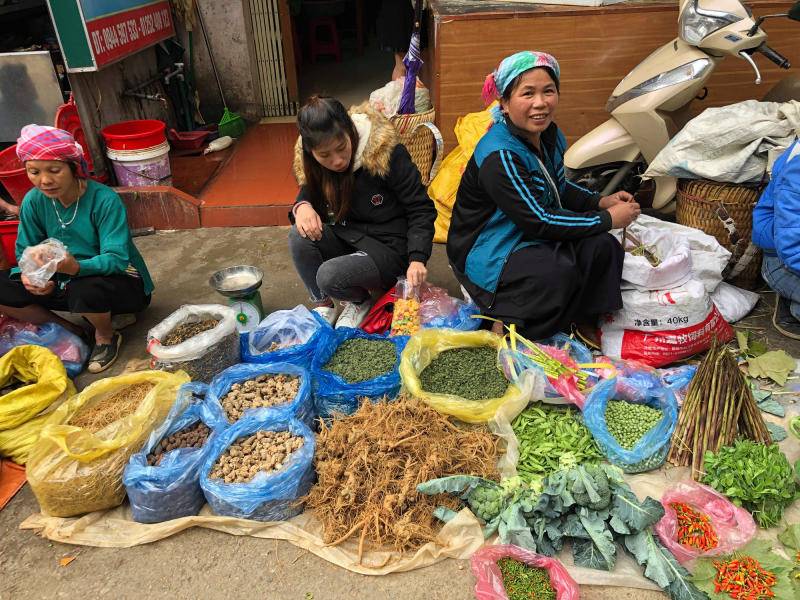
[482,51,560,122]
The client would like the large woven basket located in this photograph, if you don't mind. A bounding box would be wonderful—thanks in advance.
[390,108,443,186]
[676,179,763,290]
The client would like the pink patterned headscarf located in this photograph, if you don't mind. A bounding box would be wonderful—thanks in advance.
[482,51,561,123]
[16,125,89,178]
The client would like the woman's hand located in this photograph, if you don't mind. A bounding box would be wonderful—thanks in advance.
[406,261,427,287]
[57,253,80,276]
[295,203,323,241]
[21,274,54,296]
[607,201,641,229]
[599,191,634,209]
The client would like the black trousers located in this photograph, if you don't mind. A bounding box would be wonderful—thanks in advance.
[0,271,151,314]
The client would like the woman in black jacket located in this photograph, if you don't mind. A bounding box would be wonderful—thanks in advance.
[290,95,436,328]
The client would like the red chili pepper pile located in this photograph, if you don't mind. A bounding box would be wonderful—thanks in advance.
[670,501,719,551]
[712,556,778,600]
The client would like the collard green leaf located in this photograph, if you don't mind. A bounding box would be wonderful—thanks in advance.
[757,396,786,417]
[747,350,797,386]
[562,513,590,539]
[432,506,459,523]
[497,504,537,550]
[573,538,615,571]
[578,511,617,571]
[610,483,665,533]
[417,475,495,496]
[767,422,788,442]
[609,514,632,535]
[622,530,707,600]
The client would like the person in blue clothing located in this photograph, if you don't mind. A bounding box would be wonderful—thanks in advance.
[752,140,800,338]
[447,51,641,340]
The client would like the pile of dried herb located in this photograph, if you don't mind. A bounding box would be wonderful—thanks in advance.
[668,339,772,480]
[323,338,397,383]
[420,346,509,400]
[498,558,556,600]
[163,319,220,346]
[305,396,498,562]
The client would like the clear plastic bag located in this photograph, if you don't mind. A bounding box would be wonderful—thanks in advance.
[400,329,529,424]
[654,481,757,565]
[659,365,698,406]
[199,411,315,521]
[18,238,67,288]
[391,277,421,336]
[582,376,678,473]
[26,370,190,517]
[206,362,315,428]
[419,284,480,331]
[471,544,580,600]
[123,383,226,523]
[241,305,330,369]
[11,321,89,377]
[310,328,407,419]
[147,304,240,383]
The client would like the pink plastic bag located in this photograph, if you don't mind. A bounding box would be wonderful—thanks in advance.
[471,544,579,600]
[654,481,757,565]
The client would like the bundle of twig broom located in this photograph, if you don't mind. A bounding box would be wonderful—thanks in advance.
[667,338,772,479]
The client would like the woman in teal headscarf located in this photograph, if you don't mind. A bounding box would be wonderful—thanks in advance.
[447,51,641,340]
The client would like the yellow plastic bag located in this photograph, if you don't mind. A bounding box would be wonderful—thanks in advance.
[0,345,73,431]
[26,370,189,517]
[428,105,495,244]
[399,329,529,424]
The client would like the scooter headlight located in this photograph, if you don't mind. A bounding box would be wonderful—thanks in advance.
[679,0,741,45]
[605,58,712,113]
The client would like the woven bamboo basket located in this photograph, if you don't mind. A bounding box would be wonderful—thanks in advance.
[676,179,763,290]
[390,108,443,186]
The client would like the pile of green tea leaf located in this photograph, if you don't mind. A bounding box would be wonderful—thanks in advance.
[323,338,397,383]
[419,346,509,401]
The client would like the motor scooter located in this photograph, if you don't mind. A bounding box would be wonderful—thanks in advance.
[564,0,800,212]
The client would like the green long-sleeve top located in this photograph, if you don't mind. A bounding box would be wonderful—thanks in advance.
[13,180,154,295]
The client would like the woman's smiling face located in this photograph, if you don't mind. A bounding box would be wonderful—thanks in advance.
[500,68,559,145]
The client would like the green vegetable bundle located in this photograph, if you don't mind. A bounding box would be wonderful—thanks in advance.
[702,439,799,528]
[511,405,603,480]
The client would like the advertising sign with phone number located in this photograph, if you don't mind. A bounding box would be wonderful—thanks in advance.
[47,0,175,71]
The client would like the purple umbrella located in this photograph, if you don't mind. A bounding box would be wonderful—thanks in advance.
[398,0,424,115]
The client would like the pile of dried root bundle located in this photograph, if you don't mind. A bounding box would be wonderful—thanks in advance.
[667,339,771,479]
[306,396,499,561]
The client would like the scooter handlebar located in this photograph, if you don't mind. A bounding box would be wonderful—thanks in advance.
[758,44,791,69]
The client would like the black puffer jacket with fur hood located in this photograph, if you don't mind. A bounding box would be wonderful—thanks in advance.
[292,102,436,288]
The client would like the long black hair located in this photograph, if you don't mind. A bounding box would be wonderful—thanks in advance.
[297,95,359,222]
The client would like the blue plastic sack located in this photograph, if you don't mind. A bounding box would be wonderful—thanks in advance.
[310,328,407,419]
[241,306,331,369]
[422,300,480,331]
[199,411,315,521]
[0,320,88,377]
[206,362,315,428]
[659,365,697,406]
[583,376,678,474]
[123,383,227,523]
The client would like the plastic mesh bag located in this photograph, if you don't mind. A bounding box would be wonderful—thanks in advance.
[206,362,314,428]
[582,376,678,473]
[241,305,330,369]
[18,238,67,288]
[123,383,226,523]
[654,481,757,566]
[310,328,407,419]
[147,304,240,383]
[199,412,315,521]
[400,329,529,424]
[471,544,579,600]
[26,370,190,517]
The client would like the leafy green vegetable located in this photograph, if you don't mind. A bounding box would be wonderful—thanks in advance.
[738,330,769,358]
[747,350,797,386]
[779,524,800,550]
[767,421,788,442]
[702,440,799,528]
[790,416,800,440]
[691,540,797,600]
[623,530,707,600]
[751,384,786,417]
[610,483,665,532]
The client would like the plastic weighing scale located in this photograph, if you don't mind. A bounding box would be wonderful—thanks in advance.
[209,265,264,333]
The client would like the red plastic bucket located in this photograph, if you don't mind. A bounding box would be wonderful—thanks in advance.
[0,146,33,204]
[101,120,167,151]
[0,220,19,267]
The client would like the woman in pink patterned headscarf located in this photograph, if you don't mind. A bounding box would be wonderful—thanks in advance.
[0,125,154,373]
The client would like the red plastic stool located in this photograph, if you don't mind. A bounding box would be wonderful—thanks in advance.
[308,17,341,63]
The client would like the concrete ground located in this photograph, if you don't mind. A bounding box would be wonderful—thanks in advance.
[0,227,789,600]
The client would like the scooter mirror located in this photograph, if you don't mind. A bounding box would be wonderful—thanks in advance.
[789,0,800,20]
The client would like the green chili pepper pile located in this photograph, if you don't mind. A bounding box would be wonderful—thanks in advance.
[419,346,509,401]
[323,338,397,384]
[604,400,662,450]
[497,558,556,600]
[511,405,603,480]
